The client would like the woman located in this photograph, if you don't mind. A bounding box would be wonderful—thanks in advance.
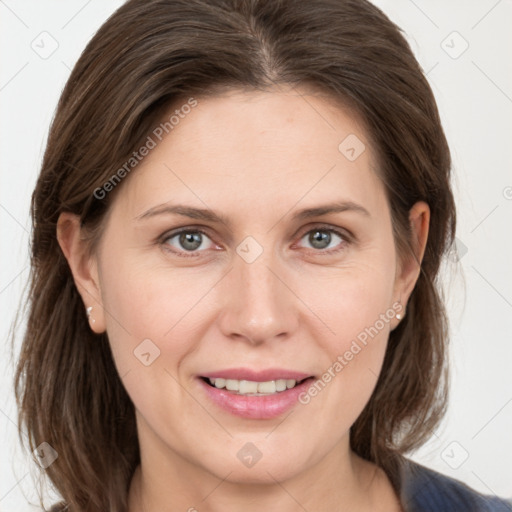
[14,0,511,511]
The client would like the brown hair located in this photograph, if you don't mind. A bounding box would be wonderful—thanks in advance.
[14,0,456,510]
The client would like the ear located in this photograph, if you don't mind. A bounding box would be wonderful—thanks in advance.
[393,201,430,318]
[56,212,106,333]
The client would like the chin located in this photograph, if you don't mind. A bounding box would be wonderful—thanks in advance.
[200,440,315,485]
[214,459,304,485]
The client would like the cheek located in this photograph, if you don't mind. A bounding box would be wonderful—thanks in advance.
[297,301,392,441]
[98,248,221,374]
[98,248,200,373]
[97,256,209,426]
[295,254,396,417]
[300,256,396,346]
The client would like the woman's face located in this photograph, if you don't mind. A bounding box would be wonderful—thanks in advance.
[81,87,423,485]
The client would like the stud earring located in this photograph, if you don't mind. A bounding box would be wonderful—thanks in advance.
[396,302,406,321]
[86,306,95,324]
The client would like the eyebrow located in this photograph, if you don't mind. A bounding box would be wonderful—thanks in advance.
[135,200,370,226]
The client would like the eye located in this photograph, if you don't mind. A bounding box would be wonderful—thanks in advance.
[161,228,217,257]
[296,225,349,253]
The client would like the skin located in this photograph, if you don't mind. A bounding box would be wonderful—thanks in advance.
[57,85,429,512]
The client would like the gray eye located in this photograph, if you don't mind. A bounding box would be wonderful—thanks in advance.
[165,231,213,253]
[179,232,203,251]
[302,229,343,251]
[308,230,331,249]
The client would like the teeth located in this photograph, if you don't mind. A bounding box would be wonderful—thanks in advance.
[206,377,300,395]
[213,378,226,388]
[275,379,287,392]
[239,380,258,394]
[258,380,276,393]
[226,379,239,391]
[286,379,296,389]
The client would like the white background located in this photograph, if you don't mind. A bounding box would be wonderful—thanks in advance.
[1,1,511,510]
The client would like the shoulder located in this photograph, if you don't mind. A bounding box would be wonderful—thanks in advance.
[398,458,512,512]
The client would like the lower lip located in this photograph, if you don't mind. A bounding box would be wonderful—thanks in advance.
[198,377,315,419]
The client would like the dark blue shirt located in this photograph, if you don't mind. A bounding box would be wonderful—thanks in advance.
[399,458,512,511]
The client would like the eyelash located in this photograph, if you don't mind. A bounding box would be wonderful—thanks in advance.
[159,224,352,259]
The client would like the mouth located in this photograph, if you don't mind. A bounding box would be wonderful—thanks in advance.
[197,370,316,419]
[200,376,312,396]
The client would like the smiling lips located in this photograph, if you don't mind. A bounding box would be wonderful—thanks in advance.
[198,368,315,419]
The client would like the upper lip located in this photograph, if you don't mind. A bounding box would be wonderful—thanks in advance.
[200,368,312,382]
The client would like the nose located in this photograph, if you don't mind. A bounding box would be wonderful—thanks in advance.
[217,245,299,346]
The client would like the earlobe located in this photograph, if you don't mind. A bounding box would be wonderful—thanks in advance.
[56,212,107,333]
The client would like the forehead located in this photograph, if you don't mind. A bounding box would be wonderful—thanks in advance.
[154,86,371,166]
[110,87,386,222]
